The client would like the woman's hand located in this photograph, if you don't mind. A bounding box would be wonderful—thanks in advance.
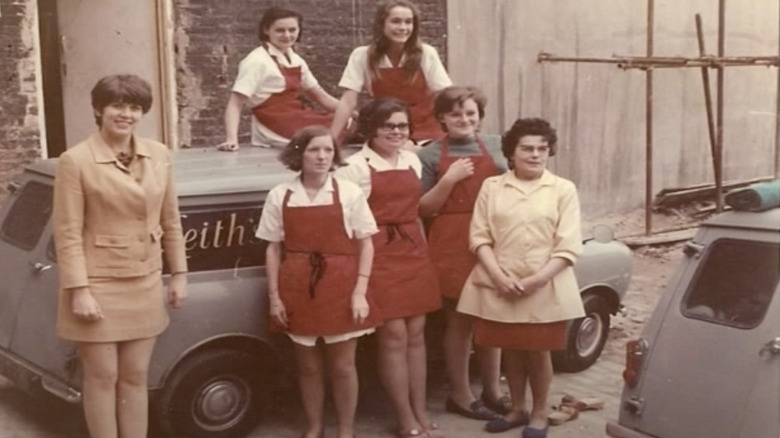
[216,141,239,152]
[442,158,475,184]
[269,295,288,329]
[351,287,370,324]
[489,268,525,300]
[70,287,104,321]
[517,274,547,296]
[168,273,188,308]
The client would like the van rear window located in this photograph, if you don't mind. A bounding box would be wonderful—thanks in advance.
[0,181,53,251]
[163,205,267,273]
[682,239,779,329]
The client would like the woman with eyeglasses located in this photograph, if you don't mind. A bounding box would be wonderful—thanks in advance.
[330,0,451,146]
[457,118,585,438]
[336,97,442,438]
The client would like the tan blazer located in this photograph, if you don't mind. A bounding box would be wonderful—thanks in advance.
[53,133,187,289]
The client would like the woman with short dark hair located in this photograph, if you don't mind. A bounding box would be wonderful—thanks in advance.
[337,98,443,437]
[218,7,339,150]
[418,85,509,422]
[53,73,188,438]
[256,125,380,438]
[458,118,584,438]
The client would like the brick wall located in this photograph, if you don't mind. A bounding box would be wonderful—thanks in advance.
[0,0,42,202]
[174,0,447,148]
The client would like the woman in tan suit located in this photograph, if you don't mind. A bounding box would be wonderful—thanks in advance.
[52,74,188,438]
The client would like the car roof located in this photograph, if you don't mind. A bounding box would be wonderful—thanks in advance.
[701,207,780,232]
[25,147,297,198]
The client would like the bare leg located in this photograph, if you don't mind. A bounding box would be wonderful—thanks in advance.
[526,350,553,428]
[377,318,421,433]
[116,337,157,438]
[501,349,529,421]
[325,338,359,438]
[406,315,434,428]
[478,346,503,401]
[443,308,477,407]
[294,343,326,438]
[77,342,119,438]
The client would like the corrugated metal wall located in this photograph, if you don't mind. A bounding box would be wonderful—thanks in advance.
[447,0,778,218]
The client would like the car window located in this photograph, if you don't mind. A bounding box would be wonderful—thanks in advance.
[0,181,53,251]
[164,204,267,273]
[682,239,779,329]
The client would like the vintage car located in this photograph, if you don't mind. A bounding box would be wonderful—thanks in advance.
[606,188,780,438]
[0,147,632,438]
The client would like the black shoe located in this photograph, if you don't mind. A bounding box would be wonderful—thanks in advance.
[484,411,530,433]
[480,392,512,415]
[445,397,499,420]
[522,424,549,438]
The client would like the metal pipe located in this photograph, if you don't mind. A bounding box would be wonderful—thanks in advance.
[645,0,654,235]
[538,53,779,68]
[775,0,780,178]
[715,0,726,211]
[696,14,719,189]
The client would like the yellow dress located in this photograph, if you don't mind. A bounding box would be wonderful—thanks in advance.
[456,170,585,324]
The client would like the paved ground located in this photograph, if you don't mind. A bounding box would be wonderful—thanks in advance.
[0,248,680,437]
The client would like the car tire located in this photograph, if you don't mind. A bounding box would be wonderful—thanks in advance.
[154,349,269,438]
[553,294,610,373]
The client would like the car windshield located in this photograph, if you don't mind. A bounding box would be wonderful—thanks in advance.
[682,238,779,329]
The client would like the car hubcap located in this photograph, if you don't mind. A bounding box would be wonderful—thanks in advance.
[192,376,251,431]
[576,313,604,357]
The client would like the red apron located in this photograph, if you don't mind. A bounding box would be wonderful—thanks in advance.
[278,178,380,336]
[427,136,500,299]
[252,47,333,139]
[371,68,443,141]
[367,165,441,320]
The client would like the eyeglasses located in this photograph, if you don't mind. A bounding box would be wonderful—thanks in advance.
[517,145,550,154]
[379,122,411,132]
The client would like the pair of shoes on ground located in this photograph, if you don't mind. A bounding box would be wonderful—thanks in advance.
[445,397,499,420]
[560,394,604,411]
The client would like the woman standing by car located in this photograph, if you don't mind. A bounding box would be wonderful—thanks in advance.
[52,74,188,438]
[218,7,339,150]
[330,0,452,144]
[417,86,509,421]
[336,98,442,437]
[256,126,381,438]
[457,118,585,438]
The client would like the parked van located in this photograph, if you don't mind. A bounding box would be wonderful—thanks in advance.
[0,147,632,438]
[607,201,780,438]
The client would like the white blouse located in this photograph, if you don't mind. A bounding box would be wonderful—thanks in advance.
[334,145,423,198]
[255,175,378,242]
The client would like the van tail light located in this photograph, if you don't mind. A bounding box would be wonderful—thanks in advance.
[623,338,648,388]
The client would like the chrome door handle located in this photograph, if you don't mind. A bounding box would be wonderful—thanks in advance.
[30,262,52,273]
[759,337,780,356]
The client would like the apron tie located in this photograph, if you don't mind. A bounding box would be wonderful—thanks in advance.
[385,223,415,246]
[308,251,327,299]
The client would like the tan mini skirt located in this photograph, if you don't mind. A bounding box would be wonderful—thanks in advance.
[57,272,169,343]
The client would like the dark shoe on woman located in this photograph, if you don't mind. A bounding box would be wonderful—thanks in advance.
[445,397,499,420]
[484,411,530,433]
[480,392,512,415]
[522,424,549,438]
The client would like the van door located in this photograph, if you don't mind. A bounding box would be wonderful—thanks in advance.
[635,232,780,438]
[0,180,54,349]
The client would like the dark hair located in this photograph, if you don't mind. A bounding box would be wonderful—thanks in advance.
[91,74,152,126]
[368,0,422,82]
[501,118,558,160]
[434,86,487,130]
[258,7,302,43]
[357,97,413,141]
[278,125,343,172]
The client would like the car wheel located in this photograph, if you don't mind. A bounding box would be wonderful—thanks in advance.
[553,294,610,372]
[155,349,269,438]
